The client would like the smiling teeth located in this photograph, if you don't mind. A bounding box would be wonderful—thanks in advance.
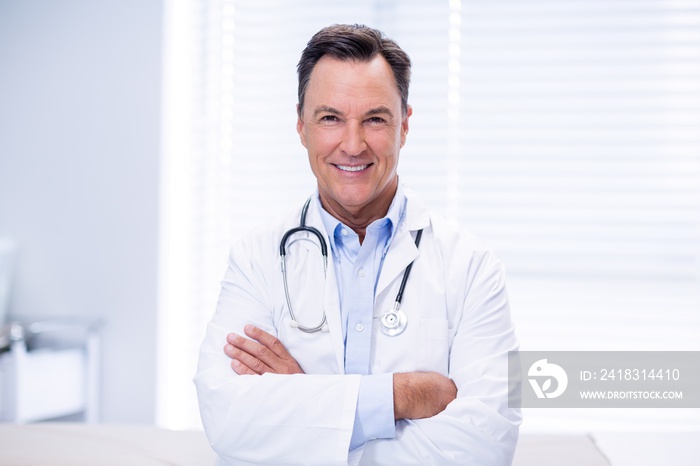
[337,164,368,172]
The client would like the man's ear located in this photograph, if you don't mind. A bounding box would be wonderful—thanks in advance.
[400,105,412,148]
[296,104,307,148]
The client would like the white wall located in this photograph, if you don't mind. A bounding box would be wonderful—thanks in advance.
[0,0,163,423]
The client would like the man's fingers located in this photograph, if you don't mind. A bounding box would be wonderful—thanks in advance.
[242,324,292,359]
[226,332,276,367]
[230,358,259,375]
[224,343,273,375]
[225,326,304,375]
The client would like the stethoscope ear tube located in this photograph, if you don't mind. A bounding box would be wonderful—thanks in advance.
[279,225,328,260]
[393,229,423,305]
[280,197,329,333]
[280,198,328,259]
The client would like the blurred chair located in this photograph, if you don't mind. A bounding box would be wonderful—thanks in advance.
[0,318,101,423]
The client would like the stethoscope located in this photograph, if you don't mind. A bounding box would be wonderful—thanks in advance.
[280,197,422,337]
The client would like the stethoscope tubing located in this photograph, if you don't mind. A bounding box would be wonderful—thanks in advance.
[279,196,422,336]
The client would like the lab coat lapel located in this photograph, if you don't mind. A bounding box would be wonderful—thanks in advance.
[376,189,431,297]
[323,262,346,373]
[376,224,418,297]
[305,200,347,373]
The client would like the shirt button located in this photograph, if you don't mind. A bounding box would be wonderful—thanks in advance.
[341,229,348,237]
[356,323,364,332]
[358,268,366,277]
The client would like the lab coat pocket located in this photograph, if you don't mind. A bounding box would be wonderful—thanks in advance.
[418,319,449,376]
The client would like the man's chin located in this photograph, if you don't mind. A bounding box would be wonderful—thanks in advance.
[321,190,373,212]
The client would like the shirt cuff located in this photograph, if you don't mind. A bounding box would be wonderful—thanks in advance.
[349,373,396,450]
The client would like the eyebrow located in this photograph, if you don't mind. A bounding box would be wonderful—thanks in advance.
[313,106,342,117]
[365,106,394,118]
[312,105,395,119]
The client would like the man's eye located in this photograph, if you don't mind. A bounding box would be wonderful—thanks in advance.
[320,115,339,123]
[367,116,386,124]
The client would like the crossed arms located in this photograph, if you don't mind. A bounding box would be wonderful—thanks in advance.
[224,324,457,421]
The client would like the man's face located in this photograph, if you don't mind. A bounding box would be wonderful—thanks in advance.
[297,55,411,217]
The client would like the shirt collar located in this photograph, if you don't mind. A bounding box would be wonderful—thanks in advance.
[316,184,407,258]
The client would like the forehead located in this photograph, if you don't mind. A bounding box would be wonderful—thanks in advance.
[304,55,401,113]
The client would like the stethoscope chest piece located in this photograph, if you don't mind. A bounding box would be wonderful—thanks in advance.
[379,305,408,336]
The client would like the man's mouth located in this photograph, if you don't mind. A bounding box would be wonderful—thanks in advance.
[335,164,369,172]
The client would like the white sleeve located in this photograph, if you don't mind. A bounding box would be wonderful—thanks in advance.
[194,239,361,466]
[355,250,521,466]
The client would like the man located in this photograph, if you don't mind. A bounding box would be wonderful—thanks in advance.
[195,24,520,466]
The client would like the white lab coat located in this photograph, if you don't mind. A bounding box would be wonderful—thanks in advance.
[194,189,521,466]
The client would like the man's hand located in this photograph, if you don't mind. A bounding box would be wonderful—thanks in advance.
[224,324,304,375]
[393,372,457,420]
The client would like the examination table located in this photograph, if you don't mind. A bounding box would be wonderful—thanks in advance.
[0,423,613,465]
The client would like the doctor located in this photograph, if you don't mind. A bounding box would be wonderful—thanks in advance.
[195,24,520,466]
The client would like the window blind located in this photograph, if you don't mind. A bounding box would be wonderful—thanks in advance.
[160,0,700,430]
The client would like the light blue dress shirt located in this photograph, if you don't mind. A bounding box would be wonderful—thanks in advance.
[317,187,407,450]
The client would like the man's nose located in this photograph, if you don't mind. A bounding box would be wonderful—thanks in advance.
[340,120,367,156]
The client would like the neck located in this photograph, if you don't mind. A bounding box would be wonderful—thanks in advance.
[320,184,398,244]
